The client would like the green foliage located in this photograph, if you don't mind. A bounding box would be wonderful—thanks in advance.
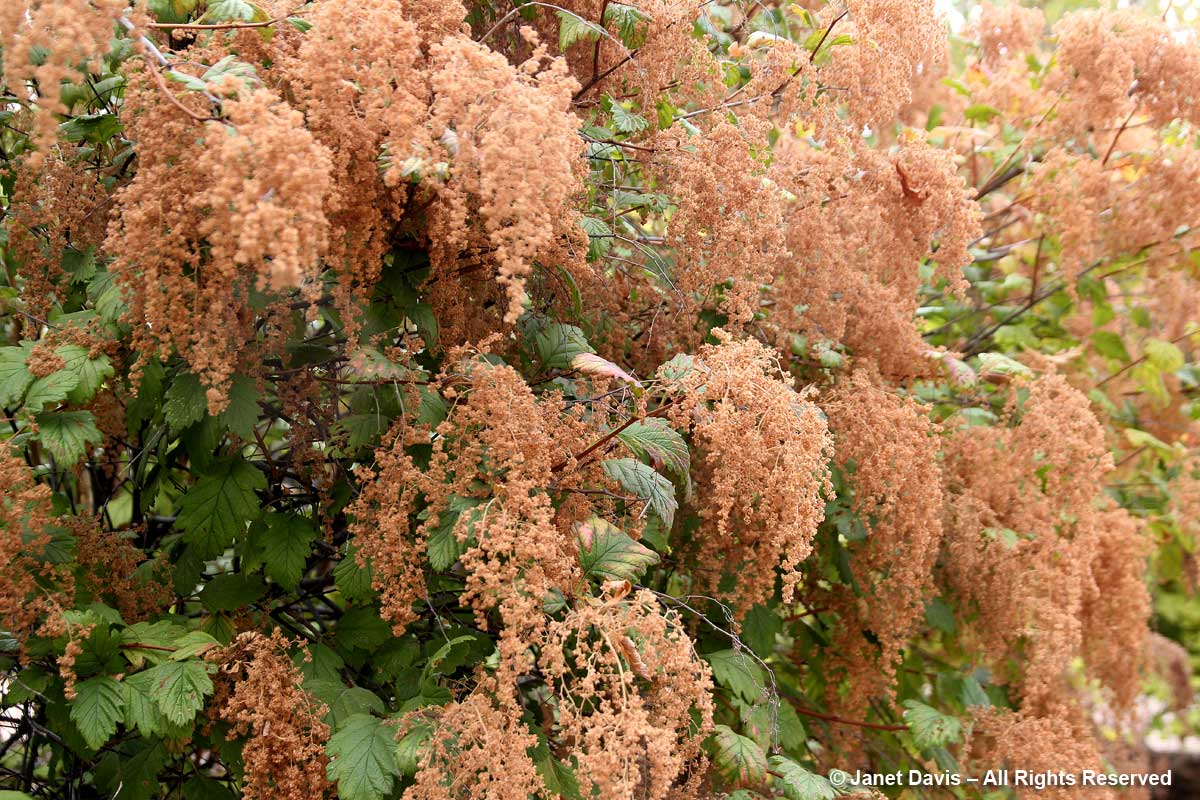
[70,676,125,750]
[708,724,768,787]
[902,700,963,750]
[576,517,660,581]
[601,457,678,528]
[770,756,836,800]
[556,9,605,50]
[326,714,402,800]
[1,0,1196,797]
[175,458,266,558]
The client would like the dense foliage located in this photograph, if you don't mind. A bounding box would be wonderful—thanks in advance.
[1,0,1198,798]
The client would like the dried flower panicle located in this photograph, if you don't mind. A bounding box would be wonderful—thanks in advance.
[207,630,332,800]
[109,69,334,413]
[350,359,582,639]
[0,0,128,161]
[0,452,73,648]
[941,375,1150,729]
[405,687,545,800]
[819,370,944,712]
[668,332,832,608]
[538,587,714,799]
[825,0,947,126]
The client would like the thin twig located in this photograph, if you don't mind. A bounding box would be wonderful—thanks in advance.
[786,698,909,732]
[1101,105,1139,166]
[146,18,283,30]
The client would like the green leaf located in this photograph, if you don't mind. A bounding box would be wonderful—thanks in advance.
[146,0,194,23]
[121,621,189,668]
[176,458,266,558]
[535,323,595,369]
[397,723,433,776]
[200,0,269,23]
[924,596,956,634]
[200,573,267,612]
[709,724,768,788]
[741,605,782,658]
[1133,361,1170,406]
[164,372,208,433]
[307,680,386,730]
[960,675,990,708]
[705,649,766,703]
[601,458,677,528]
[24,370,80,413]
[1144,338,1185,373]
[34,410,102,465]
[425,495,484,572]
[94,740,169,800]
[218,374,259,439]
[123,674,173,737]
[257,513,317,591]
[902,700,962,749]
[579,217,613,262]
[421,635,480,680]
[603,2,649,46]
[335,413,390,453]
[617,418,690,479]
[963,103,1002,123]
[610,103,650,134]
[1090,331,1130,363]
[54,344,114,405]
[335,546,376,603]
[976,352,1032,381]
[326,714,401,800]
[532,743,581,798]
[70,676,125,750]
[1124,427,1175,456]
[59,113,122,144]
[168,632,222,663]
[88,270,128,323]
[656,353,696,383]
[576,517,659,581]
[169,58,254,92]
[183,777,236,800]
[337,607,392,652]
[557,9,604,50]
[0,345,34,407]
[142,660,214,726]
[769,756,836,800]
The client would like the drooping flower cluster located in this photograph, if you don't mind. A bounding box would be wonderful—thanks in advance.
[538,586,715,799]
[668,332,832,608]
[207,630,332,800]
[108,69,333,412]
[0,452,71,647]
[941,375,1150,714]
[819,369,944,713]
[0,0,128,161]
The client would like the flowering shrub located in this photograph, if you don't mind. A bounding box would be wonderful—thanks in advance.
[0,0,1198,798]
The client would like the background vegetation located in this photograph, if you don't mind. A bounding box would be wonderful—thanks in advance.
[1,0,1199,797]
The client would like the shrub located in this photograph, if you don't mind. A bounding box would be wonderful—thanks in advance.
[0,0,1197,798]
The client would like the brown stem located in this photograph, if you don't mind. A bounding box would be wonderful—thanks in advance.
[807,9,849,65]
[786,697,909,732]
[146,18,282,30]
[1093,329,1193,389]
[550,397,679,473]
[574,50,639,100]
[142,56,210,125]
[1102,105,1139,166]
